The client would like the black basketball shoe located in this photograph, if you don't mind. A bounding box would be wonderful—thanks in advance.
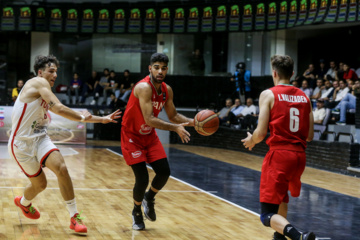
[300,232,316,240]
[272,231,287,240]
[142,197,156,221]
[132,209,145,230]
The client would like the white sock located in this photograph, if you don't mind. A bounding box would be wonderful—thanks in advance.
[65,198,78,218]
[20,196,32,207]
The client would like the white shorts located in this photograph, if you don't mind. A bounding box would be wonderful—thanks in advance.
[8,135,59,178]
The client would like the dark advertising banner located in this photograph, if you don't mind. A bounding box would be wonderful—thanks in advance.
[325,0,338,22]
[278,1,288,28]
[255,3,266,30]
[173,8,185,33]
[229,5,240,31]
[242,4,253,31]
[268,2,277,30]
[1,7,15,31]
[35,7,47,31]
[97,9,110,33]
[287,0,297,28]
[187,7,199,32]
[19,7,32,31]
[65,8,78,32]
[305,0,318,25]
[81,9,94,33]
[215,5,226,32]
[129,8,141,33]
[113,9,126,33]
[202,7,213,32]
[49,8,62,32]
[296,0,308,25]
[159,8,171,33]
[144,8,156,33]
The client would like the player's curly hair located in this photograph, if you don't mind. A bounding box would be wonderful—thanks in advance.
[150,53,169,65]
[270,55,294,80]
[33,55,60,75]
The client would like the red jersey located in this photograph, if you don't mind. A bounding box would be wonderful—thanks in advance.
[121,75,169,135]
[266,84,311,151]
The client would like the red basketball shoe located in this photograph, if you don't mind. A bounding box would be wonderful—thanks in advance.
[70,213,87,233]
[14,196,40,219]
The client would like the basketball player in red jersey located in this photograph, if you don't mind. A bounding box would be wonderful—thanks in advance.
[242,55,315,240]
[121,53,195,230]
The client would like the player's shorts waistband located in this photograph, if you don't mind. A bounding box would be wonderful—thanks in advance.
[269,144,305,152]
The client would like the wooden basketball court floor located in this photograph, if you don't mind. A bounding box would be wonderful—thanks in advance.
[0,140,359,240]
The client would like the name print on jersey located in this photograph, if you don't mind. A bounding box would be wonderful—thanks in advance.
[277,94,308,103]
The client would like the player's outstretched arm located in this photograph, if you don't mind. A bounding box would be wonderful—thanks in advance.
[164,85,195,127]
[84,109,122,124]
[37,78,92,122]
[242,90,273,151]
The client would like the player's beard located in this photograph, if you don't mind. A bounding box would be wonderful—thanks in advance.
[151,72,164,84]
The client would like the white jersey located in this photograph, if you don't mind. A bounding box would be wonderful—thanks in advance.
[9,90,50,140]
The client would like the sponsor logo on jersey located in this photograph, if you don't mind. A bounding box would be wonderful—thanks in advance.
[139,124,152,135]
[131,150,142,158]
[129,138,133,143]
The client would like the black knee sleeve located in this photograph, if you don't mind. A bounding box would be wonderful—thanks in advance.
[131,162,149,202]
[260,202,279,227]
[149,158,171,190]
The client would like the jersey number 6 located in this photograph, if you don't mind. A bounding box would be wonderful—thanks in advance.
[289,107,299,132]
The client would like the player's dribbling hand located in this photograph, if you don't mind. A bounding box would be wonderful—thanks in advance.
[102,109,122,124]
[181,119,195,127]
[241,132,255,151]
[176,124,191,143]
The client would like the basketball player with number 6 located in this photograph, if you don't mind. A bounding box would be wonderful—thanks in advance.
[121,53,195,230]
[8,55,121,233]
[242,55,315,240]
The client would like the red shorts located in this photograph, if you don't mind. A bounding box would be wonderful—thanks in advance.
[260,149,306,204]
[121,129,167,166]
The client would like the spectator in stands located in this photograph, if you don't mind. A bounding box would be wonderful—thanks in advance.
[324,60,338,81]
[231,62,252,100]
[326,79,349,108]
[82,70,99,105]
[226,98,244,126]
[310,79,324,108]
[188,49,205,76]
[12,79,24,105]
[237,98,257,118]
[333,80,360,125]
[119,69,135,104]
[316,59,327,80]
[93,68,110,105]
[103,70,119,101]
[238,98,258,130]
[302,63,316,88]
[318,79,334,103]
[291,79,299,88]
[343,63,358,82]
[313,99,326,125]
[300,80,313,98]
[217,98,233,126]
[337,62,345,80]
[108,92,122,112]
[67,72,82,105]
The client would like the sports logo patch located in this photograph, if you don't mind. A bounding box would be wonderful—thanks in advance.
[131,151,142,158]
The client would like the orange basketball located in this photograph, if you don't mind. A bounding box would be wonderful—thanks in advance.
[194,110,219,136]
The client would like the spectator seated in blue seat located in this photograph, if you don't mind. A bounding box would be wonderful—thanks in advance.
[333,80,360,125]
[300,79,313,98]
[325,79,349,109]
[118,69,135,104]
[67,72,82,105]
[310,79,325,108]
[313,99,327,125]
[92,68,110,105]
[81,70,99,105]
[216,98,233,126]
[226,98,244,126]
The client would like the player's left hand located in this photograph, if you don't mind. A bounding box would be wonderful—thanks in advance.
[102,109,122,124]
[182,119,195,127]
[241,132,255,151]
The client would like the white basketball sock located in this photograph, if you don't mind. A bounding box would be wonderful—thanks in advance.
[20,195,32,207]
[65,198,78,217]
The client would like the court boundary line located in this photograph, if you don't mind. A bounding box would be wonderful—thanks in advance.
[106,148,260,217]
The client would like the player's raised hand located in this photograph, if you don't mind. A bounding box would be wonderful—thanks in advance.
[176,124,191,143]
[102,109,122,124]
[241,132,255,151]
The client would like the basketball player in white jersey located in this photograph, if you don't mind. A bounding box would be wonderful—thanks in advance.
[8,55,121,233]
